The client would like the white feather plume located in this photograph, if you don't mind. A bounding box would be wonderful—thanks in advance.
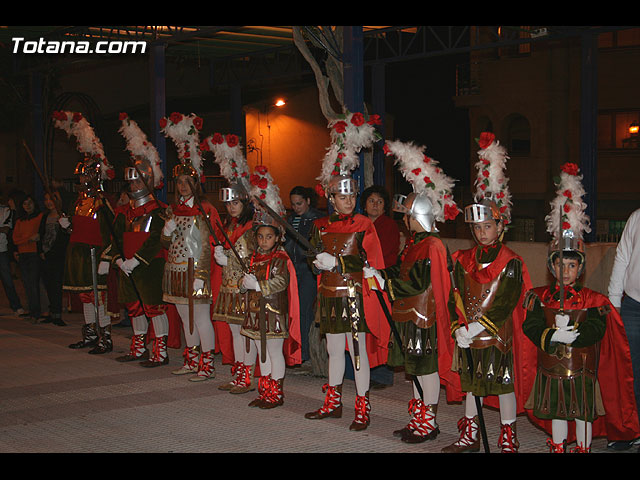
[160,112,204,179]
[118,113,163,188]
[474,133,512,223]
[316,111,381,188]
[250,165,286,228]
[545,163,591,240]
[52,110,114,179]
[203,132,251,192]
[384,139,460,222]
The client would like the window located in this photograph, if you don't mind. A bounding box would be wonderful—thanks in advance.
[597,110,640,149]
[504,114,531,155]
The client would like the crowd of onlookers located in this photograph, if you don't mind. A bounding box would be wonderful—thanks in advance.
[0,184,73,326]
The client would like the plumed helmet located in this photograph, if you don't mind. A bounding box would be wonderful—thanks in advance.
[394,192,436,232]
[326,174,359,196]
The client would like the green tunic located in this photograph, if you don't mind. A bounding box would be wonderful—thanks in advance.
[449,243,524,397]
[522,285,607,422]
[381,232,439,376]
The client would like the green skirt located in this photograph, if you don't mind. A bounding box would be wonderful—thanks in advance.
[453,344,515,397]
[317,294,370,336]
[387,321,438,376]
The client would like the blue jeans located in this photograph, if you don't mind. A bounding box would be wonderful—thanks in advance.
[0,251,22,311]
[18,252,41,318]
[294,264,318,363]
[621,294,640,419]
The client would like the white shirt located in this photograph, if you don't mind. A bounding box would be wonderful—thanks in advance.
[608,208,640,307]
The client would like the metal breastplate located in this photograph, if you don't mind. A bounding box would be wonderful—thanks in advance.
[221,231,254,291]
[128,211,153,233]
[74,194,99,218]
[464,265,513,353]
[539,307,599,378]
[167,215,203,268]
[392,259,436,328]
[318,230,362,298]
[246,256,288,333]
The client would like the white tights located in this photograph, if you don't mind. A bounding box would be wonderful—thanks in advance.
[82,301,110,327]
[552,419,592,448]
[175,304,215,352]
[131,313,169,338]
[229,323,258,365]
[326,332,370,396]
[464,391,517,433]
[249,338,285,380]
[412,372,441,405]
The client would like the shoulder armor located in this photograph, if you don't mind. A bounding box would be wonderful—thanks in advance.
[523,289,539,311]
[503,258,522,282]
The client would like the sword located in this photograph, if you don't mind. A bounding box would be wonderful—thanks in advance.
[214,218,251,274]
[446,245,490,453]
[346,279,361,371]
[188,257,195,335]
[558,200,566,315]
[258,297,267,361]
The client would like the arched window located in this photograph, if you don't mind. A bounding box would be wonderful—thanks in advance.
[504,114,531,155]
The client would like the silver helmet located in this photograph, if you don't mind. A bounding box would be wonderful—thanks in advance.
[74,155,104,194]
[326,175,358,196]
[125,155,155,205]
[394,192,436,232]
[464,192,503,224]
[220,181,249,203]
[547,229,586,278]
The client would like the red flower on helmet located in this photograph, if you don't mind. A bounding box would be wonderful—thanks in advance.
[367,114,381,125]
[383,143,392,156]
[72,112,83,123]
[411,168,421,176]
[444,204,459,221]
[315,183,326,197]
[193,116,203,131]
[211,133,224,144]
[333,121,348,134]
[560,162,579,176]
[255,165,268,175]
[563,189,573,199]
[119,112,128,121]
[477,131,495,149]
[350,112,365,127]
[562,221,572,230]
[169,112,183,124]
[199,140,210,152]
[159,118,167,129]
[225,134,239,147]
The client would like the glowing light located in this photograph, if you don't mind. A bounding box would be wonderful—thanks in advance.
[629,122,639,135]
[274,98,286,107]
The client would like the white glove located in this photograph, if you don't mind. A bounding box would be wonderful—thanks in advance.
[314,252,337,271]
[214,245,228,266]
[242,273,260,291]
[193,278,205,293]
[551,326,580,345]
[466,322,485,338]
[162,218,177,237]
[363,266,385,290]
[58,216,71,229]
[554,314,570,328]
[455,328,472,349]
[121,258,140,276]
[97,261,110,276]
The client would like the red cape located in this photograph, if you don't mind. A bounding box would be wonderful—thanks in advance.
[400,234,458,400]
[525,286,640,442]
[314,213,391,369]
[449,244,537,413]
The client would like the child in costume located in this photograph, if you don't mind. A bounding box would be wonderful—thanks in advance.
[206,133,258,394]
[364,140,460,443]
[160,112,223,382]
[110,113,171,367]
[240,165,301,408]
[303,111,390,431]
[442,132,536,453]
[52,111,116,355]
[523,162,640,452]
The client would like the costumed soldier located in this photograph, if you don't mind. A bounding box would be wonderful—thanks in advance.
[206,133,258,394]
[364,139,460,443]
[109,113,171,366]
[52,110,116,354]
[442,132,536,453]
[240,164,301,408]
[303,111,390,431]
[523,162,640,452]
[160,112,223,382]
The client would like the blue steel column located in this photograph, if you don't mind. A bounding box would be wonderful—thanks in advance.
[343,26,365,201]
[150,42,167,203]
[371,62,386,187]
[31,72,45,202]
[580,31,598,243]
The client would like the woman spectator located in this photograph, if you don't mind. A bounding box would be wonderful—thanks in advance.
[12,194,44,323]
[360,185,401,389]
[39,191,69,326]
[0,188,24,315]
[284,186,324,365]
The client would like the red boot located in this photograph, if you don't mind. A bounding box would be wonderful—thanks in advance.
[140,335,168,368]
[349,391,370,431]
[305,384,343,419]
[116,334,148,362]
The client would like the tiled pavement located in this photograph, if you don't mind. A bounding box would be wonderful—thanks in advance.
[0,307,637,455]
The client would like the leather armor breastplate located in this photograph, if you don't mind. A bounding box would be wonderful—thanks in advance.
[246,256,288,335]
[392,258,436,328]
[318,230,363,298]
[539,307,599,378]
[464,265,513,353]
